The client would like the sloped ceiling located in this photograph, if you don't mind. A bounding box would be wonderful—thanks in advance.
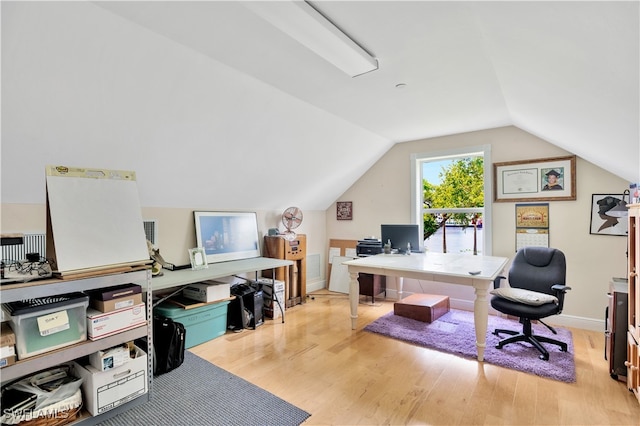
[1,1,638,211]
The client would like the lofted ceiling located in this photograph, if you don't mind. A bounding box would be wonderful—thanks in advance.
[1,1,638,211]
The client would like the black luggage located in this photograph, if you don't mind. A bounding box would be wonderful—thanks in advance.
[151,315,186,375]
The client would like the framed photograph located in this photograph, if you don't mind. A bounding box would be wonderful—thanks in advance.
[589,194,629,236]
[494,155,576,202]
[188,247,208,270]
[194,211,261,264]
[336,201,353,220]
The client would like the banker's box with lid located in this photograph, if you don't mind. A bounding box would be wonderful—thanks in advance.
[2,292,89,359]
[154,300,229,348]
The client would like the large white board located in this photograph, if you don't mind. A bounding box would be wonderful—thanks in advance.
[45,165,149,274]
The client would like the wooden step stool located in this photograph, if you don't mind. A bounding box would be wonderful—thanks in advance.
[394,294,450,323]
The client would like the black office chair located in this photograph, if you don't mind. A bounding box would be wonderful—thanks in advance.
[490,247,571,361]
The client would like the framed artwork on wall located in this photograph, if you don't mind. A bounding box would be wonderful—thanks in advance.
[336,201,353,220]
[193,211,261,263]
[494,155,576,202]
[589,194,629,236]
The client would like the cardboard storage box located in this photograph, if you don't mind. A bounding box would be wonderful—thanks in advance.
[0,355,16,368]
[72,345,147,416]
[90,293,143,313]
[258,278,285,319]
[86,303,146,340]
[154,300,229,348]
[1,322,16,364]
[3,292,88,359]
[182,280,230,303]
[87,284,141,301]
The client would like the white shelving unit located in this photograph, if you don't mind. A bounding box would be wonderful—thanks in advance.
[0,268,152,425]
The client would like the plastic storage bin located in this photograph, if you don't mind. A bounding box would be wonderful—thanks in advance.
[154,300,229,348]
[3,292,89,359]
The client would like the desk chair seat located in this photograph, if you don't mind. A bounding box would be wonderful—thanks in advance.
[490,247,571,361]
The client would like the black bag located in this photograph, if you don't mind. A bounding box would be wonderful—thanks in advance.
[152,315,186,375]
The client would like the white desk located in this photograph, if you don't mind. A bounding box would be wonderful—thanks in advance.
[344,253,509,361]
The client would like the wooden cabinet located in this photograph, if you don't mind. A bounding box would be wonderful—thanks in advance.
[627,203,640,404]
[263,235,306,307]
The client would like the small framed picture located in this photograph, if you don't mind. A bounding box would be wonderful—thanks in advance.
[337,201,353,220]
[188,247,208,270]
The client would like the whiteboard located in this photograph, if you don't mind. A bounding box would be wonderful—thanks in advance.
[45,166,150,274]
[328,256,356,294]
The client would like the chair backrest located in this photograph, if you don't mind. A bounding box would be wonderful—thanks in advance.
[508,247,566,295]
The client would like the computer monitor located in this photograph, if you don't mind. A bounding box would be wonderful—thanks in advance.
[381,224,422,253]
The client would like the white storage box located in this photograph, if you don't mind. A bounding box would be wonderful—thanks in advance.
[72,345,147,415]
[86,303,146,340]
[258,278,285,319]
[3,293,88,359]
[182,280,230,303]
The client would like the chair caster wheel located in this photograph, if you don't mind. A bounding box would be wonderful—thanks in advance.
[495,344,503,349]
[539,353,549,361]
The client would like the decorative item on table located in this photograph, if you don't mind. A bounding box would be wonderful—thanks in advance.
[188,247,208,271]
[147,240,175,276]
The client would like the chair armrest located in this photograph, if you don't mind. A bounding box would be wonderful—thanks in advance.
[493,275,506,289]
[551,284,571,311]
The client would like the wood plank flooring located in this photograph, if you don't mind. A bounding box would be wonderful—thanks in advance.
[190,291,640,425]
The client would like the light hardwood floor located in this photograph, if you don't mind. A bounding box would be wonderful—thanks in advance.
[190,291,640,425]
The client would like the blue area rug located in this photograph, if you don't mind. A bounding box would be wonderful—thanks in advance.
[364,309,576,383]
[97,351,310,425]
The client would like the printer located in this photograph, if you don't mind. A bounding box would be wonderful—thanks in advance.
[356,238,383,257]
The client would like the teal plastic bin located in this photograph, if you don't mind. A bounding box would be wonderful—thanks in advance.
[154,300,229,348]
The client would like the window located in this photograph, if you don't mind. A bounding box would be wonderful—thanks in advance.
[410,145,492,255]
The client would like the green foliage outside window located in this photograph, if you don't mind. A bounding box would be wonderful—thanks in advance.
[423,157,484,241]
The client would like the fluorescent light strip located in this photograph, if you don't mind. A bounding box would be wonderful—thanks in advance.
[244,1,378,77]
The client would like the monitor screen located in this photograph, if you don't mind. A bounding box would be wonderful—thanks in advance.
[194,211,261,264]
[381,224,422,253]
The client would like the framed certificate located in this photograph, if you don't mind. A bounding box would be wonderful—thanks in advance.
[494,156,576,202]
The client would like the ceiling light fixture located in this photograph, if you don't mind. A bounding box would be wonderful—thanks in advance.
[244,1,378,77]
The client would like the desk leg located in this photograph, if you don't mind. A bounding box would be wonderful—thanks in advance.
[473,281,490,362]
[349,271,359,330]
[396,276,404,301]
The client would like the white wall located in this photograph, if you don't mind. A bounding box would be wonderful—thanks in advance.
[0,204,328,292]
[2,126,629,328]
[326,126,629,331]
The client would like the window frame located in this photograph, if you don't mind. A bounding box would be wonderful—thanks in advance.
[410,145,493,255]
